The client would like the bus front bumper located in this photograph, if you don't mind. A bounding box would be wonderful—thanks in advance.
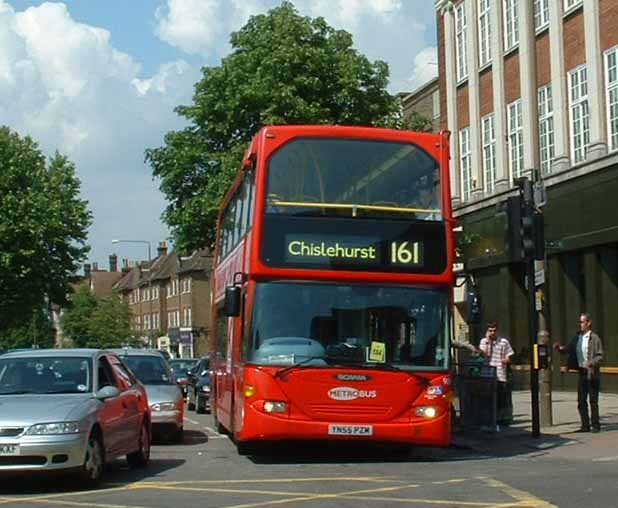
[238,404,451,447]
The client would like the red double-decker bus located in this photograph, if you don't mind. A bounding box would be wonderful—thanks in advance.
[211,125,455,454]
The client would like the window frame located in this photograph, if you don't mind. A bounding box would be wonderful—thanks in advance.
[605,46,618,152]
[538,84,555,175]
[478,0,492,68]
[455,2,468,83]
[503,0,519,52]
[568,65,590,164]
[507,99,524,180]
[534,0,550,32]
[459,127,472,201]
[481,113,496,194]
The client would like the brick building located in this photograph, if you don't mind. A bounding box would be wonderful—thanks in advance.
[437,0,618,390]
[114,243,213,358]
[399,77,441,132]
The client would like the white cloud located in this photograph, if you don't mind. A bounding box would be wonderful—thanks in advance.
[408,46,438,90]
[0,0,201,266]
[153,0,435,92]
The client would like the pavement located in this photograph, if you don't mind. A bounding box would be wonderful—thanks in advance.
[452,390,618,460]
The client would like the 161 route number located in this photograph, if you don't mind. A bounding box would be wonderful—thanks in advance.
[390,241,421,265]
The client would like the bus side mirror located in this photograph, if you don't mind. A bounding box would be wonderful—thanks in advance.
[224,286,241,317]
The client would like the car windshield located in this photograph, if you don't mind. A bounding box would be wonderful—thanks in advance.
[0,356,92,394]
[248,282,451,371]
[123,355,174,385]
[169,360,198,376]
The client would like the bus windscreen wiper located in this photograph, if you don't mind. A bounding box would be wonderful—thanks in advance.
[273,356,330,379]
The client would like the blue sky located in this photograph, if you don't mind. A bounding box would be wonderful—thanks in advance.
[1,0,437,269]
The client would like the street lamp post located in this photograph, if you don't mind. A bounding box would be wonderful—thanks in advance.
[111,239,152,261]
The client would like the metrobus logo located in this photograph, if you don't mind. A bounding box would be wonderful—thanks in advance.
[328,386,377,401]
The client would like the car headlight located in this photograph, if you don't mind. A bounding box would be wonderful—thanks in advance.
[200,385,210,393]
[151,402,176,412]
[415,406,438,418]
[263,401,287,413]
[26,422,81,435]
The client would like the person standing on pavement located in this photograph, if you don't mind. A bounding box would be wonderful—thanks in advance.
[479,322,514,430]
[554,313,604,433]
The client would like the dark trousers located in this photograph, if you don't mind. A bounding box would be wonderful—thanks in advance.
[497,381,508,424]
[577,371,600,429]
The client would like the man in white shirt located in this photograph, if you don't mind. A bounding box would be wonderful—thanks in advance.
[479,321,514,430]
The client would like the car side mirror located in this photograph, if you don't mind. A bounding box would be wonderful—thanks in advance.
[96,385,120,400]
[224,285,241,317]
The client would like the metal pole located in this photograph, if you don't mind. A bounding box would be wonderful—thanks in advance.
[528,257,540,437]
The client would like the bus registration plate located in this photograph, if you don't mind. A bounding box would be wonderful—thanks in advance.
[328,424,373,436]
[0,444,20,456]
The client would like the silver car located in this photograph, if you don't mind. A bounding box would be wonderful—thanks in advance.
[0,349,151,484]
[112,349,184,442]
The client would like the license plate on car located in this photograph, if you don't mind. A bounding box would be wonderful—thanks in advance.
[0,444,20,456]
[328,424,373,436]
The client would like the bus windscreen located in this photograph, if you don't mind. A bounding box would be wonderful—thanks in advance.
[246,282,451,371]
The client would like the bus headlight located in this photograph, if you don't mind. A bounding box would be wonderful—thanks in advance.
[415,406,437,418]
[263,401,287,413]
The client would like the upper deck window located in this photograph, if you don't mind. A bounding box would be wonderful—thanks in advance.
[266,138,441,221]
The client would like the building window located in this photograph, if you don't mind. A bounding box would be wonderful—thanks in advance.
[187,308,192,326]
[455,2,468,82]
[503,0,519,51]
[507,99,524,179]
[605,47,618,152]
[432,90,440,120]
[534,0,549,31]
[564,0,583,12]
[459,128,472,201]
[481,114,496,193]
[538,84,555,174]
[569,65,590,163]
[478,0,491,67]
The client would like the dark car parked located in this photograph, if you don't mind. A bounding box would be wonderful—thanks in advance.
[186,356,211,414]
[168,358,198,398]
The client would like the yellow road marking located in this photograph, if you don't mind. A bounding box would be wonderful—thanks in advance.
[0,475,556,508]
[480,477,558,508]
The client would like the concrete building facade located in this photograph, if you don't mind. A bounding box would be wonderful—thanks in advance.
[437,0,618,390]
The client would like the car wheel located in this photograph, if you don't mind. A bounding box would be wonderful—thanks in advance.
[79,432,105,485]
[127,420,150,468]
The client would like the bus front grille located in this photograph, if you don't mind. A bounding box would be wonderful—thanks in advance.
[309,404,391,417]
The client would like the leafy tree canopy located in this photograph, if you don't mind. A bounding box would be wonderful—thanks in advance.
[0,126,92,332]
[0,305,55,350]
[60,286,137,349]
[146,1,401,251]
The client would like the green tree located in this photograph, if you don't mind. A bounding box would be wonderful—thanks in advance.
[146,1,400,251]
[86,297,136,349]
[0,126,92,332]
[60,286,98,347]
[60,286,136,348]
[0,305,55,350]
[401,111,433,132]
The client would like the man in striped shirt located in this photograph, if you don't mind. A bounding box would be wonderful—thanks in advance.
[479,321,514,430]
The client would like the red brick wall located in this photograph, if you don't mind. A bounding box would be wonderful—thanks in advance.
[438,12,448,132]
[457,84,469,129]
[504,51,521,104]
[563,9,586,71]
[600,0,618,50]
[479,68,493,117]
[535,32,551,87]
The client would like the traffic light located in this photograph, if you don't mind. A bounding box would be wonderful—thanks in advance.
[506,177,545,262]
[466,286,482,324]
